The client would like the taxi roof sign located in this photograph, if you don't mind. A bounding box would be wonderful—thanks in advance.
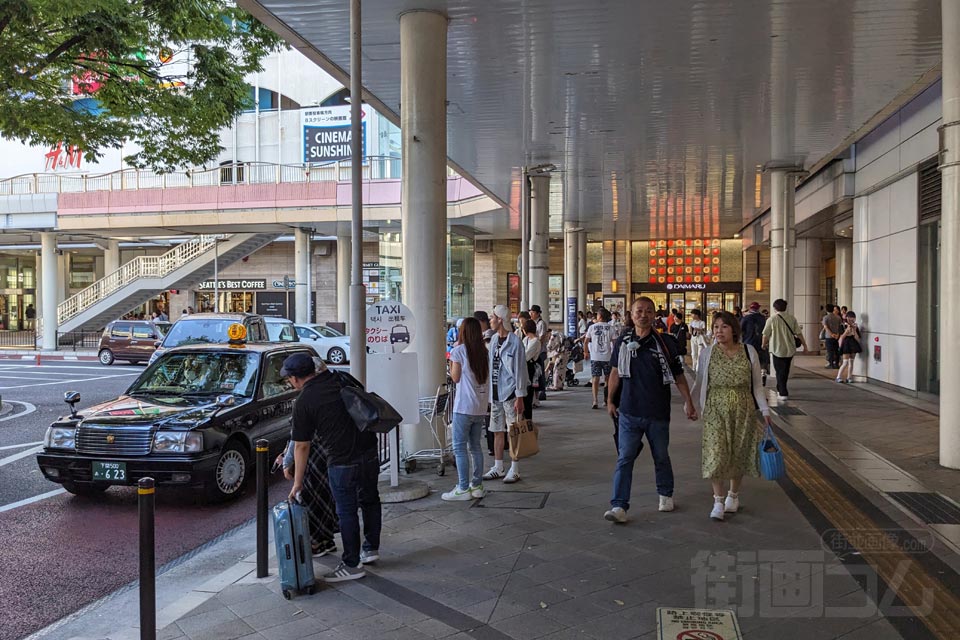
[227,323,247,343]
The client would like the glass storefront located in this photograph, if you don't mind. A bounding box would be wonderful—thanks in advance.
[0,255,37,330]
[448,232,474,320]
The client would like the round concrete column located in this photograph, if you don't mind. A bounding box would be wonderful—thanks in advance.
[940,0,960,468]
[294,229,310,324]
[529,174,550,320]
[400,9,448,455]
[794,238,821,353]
[577,231,587,314]
[104,240,120,275]
[769,170,787,306]
[40,232,58,351]
[337,234,351,327]
[563,222,579,337]
[835,239,853,308]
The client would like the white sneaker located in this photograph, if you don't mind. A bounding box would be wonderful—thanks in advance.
[711,498,725,521]
[658,496,675,512]
[482,466,505,481]
[604,507,628,523]
[503,470,521,484]
[724,492,740,513]
[777,394,788,401]
[441,486,474,501]
[469,484,486,499]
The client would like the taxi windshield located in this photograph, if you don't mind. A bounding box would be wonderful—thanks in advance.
[162,319,245,348]
[130,352,259,397]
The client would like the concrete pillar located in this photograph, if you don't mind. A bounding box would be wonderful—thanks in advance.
[294,229,309,323]
[104,240,120,275]
[577,231,587,313]
[783,180,796,313]
[940,0,960,468]
[794,238,821,353]
[769,169,799,309]
[40,232,58,350]
[835,239,853,308]
[57,251,69,304]
[400,9,447,455]
[563,222,579,337]
[528,174,550,320]
[337,234,351,326]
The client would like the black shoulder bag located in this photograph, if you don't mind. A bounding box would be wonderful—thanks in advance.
[333,371,403,434]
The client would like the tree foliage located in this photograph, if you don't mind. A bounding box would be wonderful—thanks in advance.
[0,0,283,170]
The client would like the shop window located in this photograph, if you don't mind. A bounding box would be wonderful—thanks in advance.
[69,255,97,289]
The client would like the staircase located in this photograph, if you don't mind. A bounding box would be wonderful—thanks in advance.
[55,233,280,334]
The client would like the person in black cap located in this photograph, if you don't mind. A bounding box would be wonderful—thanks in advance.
[284,352,381,582]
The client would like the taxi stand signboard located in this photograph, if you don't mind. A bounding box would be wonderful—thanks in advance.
[365,301,418,487]
[366,300,416,354]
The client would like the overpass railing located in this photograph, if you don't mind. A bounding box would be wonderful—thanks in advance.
[0,156,408,196]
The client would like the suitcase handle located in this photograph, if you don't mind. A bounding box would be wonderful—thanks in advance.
[284,544,291,560]
[297,534,306,561]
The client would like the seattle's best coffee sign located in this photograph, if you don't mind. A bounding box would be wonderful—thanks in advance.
[198,279,267,291]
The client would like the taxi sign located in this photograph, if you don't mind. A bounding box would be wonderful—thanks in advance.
[227,323,247,342]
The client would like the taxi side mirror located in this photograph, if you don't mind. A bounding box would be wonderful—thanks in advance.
[215,394,236,408]
[64,391,81,418]
[154,341,161,348]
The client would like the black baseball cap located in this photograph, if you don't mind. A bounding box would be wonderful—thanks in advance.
[280,352,315,378]
[530,304,542,313]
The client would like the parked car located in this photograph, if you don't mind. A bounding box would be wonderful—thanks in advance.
[99,320,171,366]
[37,338,318,501]
[264,317,299,342]
[293,324,350,364]
[148,313,268,365]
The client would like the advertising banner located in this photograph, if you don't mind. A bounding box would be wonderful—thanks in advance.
[301,105,367,163]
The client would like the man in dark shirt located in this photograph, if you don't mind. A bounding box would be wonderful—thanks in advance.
[284,352,381,582]
[604,297,697,524]
[740,301,769,380]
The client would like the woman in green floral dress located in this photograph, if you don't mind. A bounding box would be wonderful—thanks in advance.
[692,311,771,521]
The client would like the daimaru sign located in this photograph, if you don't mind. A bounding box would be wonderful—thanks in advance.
[301,105,367,163]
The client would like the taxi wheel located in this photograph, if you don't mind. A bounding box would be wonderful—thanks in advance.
[208,442,248,501]
[98,349,115,366]
[63,482,108,497]
[327,347,347,365]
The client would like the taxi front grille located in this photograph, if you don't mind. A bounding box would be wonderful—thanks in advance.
[76,425,154,455]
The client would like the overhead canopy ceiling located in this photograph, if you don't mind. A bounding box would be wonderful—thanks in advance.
[241,0,942,240]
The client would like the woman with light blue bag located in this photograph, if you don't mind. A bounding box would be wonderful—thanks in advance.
[692,311,771,522]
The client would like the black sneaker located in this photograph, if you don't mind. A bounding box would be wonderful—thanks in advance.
[312,540,338,557]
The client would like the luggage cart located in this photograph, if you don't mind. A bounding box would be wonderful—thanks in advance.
[404,384,453,476]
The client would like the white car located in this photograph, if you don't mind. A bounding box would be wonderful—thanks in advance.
[294,324,351,364]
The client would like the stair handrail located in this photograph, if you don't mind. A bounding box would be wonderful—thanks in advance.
[57,234,224,325]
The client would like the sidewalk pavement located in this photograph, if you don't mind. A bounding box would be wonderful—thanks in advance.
[0,350,99,361]
[44,366,960,640]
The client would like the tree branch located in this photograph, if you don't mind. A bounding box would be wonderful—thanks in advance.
[27,33,89,78]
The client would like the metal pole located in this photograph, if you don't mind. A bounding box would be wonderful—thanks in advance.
[349,0,367,384]
[255,439,269,578]
[305,231,313,323]
[138,477,156,640]
[520,168,530,310]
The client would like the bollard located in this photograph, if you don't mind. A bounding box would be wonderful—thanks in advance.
[256,439,269,578]
[139,477,156,640]
[35,353,40,366]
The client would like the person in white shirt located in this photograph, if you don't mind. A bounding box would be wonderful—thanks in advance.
[583,307,614,409]
[442,317,491,501]
[689,309,708,371]
[522,320,542,413]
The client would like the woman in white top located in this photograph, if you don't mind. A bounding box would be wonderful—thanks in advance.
[522,319,542,415]
[691,311,771,522]
[689,309,708,371]
[443,317,491,501]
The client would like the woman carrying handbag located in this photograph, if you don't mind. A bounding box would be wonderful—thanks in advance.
[692,311,772,521]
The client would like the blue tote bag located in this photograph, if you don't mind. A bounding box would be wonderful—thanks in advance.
[758,424,786,481]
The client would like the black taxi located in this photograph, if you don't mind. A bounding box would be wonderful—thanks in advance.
[37,326,318,501]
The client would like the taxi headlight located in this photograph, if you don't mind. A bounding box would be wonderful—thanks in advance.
[153,431,203,453]
[44,426,76,450]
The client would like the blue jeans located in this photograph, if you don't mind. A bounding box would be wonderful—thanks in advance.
[327,450,382,568]
[452,413,485,490]
[610,412,673,510]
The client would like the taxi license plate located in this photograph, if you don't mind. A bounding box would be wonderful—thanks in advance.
[92,461,126,481]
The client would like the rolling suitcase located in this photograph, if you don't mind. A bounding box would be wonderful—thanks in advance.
[272,499,316,599]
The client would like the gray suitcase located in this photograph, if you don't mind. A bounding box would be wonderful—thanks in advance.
[272,500,316,598]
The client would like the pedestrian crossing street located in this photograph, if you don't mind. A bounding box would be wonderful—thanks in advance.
[0,362,142,390]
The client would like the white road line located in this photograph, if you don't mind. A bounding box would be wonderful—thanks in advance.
[0,444,43,467]
[0,372,106,378]
[0,400,36,422]
[0,364,141,372]
[0,373,139,389]
[0,488,67,513]
[0,440,42,451]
